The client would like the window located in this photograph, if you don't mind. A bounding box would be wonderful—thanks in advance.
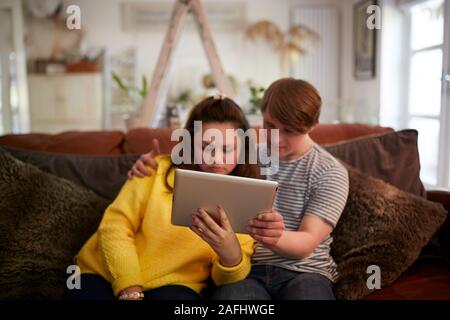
[0,2,28,134]
[406,0,445,186]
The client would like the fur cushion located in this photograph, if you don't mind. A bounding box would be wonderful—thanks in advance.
[1,146,139,201]
[0,149,109,299]
[331,164,447,300]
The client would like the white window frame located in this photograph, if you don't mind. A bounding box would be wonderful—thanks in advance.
[402,0,450,188]
[441,0,450,188]
[0,0,29,134]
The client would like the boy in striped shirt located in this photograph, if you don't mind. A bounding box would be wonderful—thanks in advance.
[213,78,349,300]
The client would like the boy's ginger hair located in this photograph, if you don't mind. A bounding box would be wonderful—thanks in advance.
[261,78,321,134]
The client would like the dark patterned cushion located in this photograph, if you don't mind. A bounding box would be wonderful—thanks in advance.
[331,164,447,300]
[0,146,139,201]
[0,149,109,299]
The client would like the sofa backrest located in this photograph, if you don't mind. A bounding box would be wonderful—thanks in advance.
[0,131,125,155]
[0,124,393,155]
[123,124,394,154]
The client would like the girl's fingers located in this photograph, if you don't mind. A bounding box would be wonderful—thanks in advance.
[190,225,210,242]
[197,209,223,236]
[217,206,232,231]
[190,225,216,246]
[192,214,219,242]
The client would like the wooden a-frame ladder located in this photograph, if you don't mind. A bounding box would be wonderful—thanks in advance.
[127,0,235,128]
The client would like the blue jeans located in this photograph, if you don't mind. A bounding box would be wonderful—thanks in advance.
[211,265,336,300]
[63,274,201,300]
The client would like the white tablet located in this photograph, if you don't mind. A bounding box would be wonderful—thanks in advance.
[171,168,278,234]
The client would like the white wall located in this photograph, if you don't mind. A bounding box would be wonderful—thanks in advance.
[290,4,341,123]
[24,0,388,125]
[57,0,294,110]
[51,0,356,113]
[379,0,406,130]
[339,0,382,124]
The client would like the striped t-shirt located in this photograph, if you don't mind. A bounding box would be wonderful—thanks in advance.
[253,143,349,282]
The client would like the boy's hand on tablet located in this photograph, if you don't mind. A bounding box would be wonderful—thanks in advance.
[247,209,285,246]
[190,206,242,268]
[127,138,161,179]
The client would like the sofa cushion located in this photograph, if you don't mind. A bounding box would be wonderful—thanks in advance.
[331,164,447,300]
[324,129,425,197]
[0,149,110,299]
[1,146,139,201]
[0,131,125,155]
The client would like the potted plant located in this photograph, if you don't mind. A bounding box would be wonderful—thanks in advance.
[112,72,148,106]
[112,72,149,128]
[170,89,194,128]
[247,85,265,127]
[202,73,238,96]
[249,86,265,114]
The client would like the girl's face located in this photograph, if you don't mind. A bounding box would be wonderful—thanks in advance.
[263,111,311,161]
[195,122,242,175]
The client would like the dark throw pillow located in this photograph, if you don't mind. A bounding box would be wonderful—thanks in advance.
[0,146,139,201]
[331,164,447,300]
[323,129,425,197]
[0,149,110,299]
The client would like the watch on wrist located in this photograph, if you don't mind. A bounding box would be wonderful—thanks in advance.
[118,291,144,300]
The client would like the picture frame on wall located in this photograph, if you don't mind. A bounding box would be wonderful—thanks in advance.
[353,0,378,79]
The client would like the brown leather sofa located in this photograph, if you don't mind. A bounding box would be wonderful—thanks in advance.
[1,123,449,300]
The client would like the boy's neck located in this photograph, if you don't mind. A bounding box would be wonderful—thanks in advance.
[279,134,314,161]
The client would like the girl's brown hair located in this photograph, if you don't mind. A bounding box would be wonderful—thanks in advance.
[261,78,321,134]
[165,96,261,190]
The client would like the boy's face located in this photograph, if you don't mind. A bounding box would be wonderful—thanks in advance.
[262,111,311,161]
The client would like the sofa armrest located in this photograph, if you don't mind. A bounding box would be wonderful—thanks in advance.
[427,189,450,209]
[427,189,450,256]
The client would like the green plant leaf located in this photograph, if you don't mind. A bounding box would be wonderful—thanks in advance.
[140,75,148,98]
[249,86,265,113]
[112,72,131,92]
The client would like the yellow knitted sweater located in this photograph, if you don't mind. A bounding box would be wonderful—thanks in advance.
[75,155,254,296]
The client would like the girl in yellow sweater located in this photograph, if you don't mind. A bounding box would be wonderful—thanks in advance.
[65,96,282,300]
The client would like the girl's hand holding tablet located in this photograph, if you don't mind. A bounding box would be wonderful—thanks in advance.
[190,206,242,267]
